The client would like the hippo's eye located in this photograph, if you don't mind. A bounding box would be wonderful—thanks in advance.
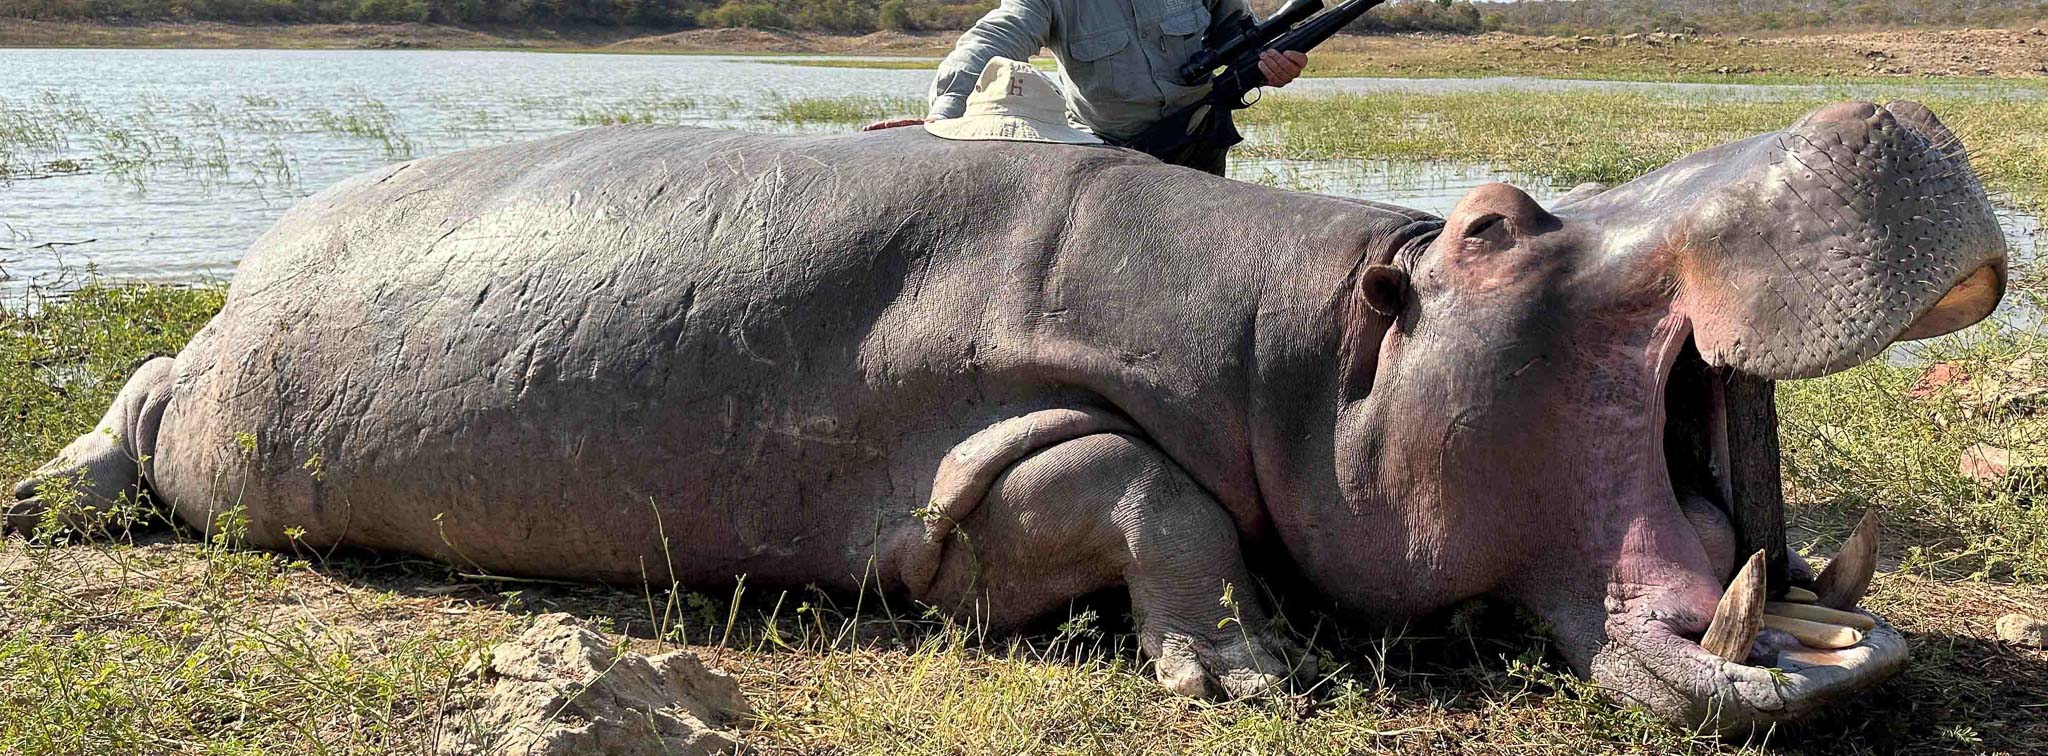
[1464,214,1513,250]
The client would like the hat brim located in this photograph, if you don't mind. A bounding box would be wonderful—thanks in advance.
[925,116,1103,145]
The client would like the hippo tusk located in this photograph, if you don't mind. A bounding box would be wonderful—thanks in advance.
[1702,551,1768,662]
[1762,614,1865,649]
[1783,585,1820,603]
[1813,511,1879,610]
[1764,602,1877,631]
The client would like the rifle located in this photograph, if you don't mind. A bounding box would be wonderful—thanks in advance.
[1121,0,1388,159]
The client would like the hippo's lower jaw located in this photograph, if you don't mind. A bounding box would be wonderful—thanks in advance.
[1595,607,1909,734]
[1585,316,1911,733]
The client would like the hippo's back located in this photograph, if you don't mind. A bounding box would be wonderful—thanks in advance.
[149,125,1134,584]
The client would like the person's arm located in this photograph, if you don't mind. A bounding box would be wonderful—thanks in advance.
[927,0,1055,121]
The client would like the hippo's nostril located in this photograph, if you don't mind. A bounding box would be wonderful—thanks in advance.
[1898,259,2007,341]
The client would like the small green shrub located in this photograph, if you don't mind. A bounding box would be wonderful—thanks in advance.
[877,0,913,31]
[701,2,788,29]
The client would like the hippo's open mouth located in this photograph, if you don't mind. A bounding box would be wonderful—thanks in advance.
[1613,316,1911,731]
[1491,98,2018,733]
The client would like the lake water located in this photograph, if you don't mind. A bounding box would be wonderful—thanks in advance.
[0,48,2036,312]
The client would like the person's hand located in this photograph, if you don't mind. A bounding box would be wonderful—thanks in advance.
[861,118,926,131]
[1257,50,1308,88]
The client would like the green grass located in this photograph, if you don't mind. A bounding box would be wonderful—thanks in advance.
[572,95,705,125]
[0,544,507,753]
[759,85,2048,212]
[1238,90,2048,213]
[3,528,2039,753]
[1782,323,2048,583]
[771,42,2048,87]
[764,95,923,125]
[776,55,1913,86]
[1,276,225,487]
[1,93,324,190]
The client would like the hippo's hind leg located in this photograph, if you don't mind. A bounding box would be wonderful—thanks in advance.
[913,432,1297,699]
[8,356,177,534]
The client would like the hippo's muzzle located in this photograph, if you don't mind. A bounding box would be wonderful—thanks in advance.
[1446,99,2005,733]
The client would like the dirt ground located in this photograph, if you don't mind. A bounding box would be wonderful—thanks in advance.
[6,20,2048,80]
[1305,27,2048,79]
[5,529,2048,753]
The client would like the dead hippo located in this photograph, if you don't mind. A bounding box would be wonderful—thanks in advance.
[10,101,2006,732]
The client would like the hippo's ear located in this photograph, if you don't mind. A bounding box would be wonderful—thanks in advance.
[1359,264,1408,316]
[1572,101,2008,379]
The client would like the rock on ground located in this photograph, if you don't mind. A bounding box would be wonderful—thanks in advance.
[1997,613,2048,648]
[438,613,749,755]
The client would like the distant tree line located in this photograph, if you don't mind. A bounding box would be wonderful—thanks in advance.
[0,0,986,28]
[2,0,2037,34]
[0,0,1483,33]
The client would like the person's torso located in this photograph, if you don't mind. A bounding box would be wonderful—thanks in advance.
[1045,0,1226,140]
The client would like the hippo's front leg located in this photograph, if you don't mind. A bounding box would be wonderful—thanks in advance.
[906,428,1293,699]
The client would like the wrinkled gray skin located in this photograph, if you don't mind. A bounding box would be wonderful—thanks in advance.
[12,100,2006,733]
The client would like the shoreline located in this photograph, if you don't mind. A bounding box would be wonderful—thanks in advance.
[0,19,961,55]
[3,19,2047,81]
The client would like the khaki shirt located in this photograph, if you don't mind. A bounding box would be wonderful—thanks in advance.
[927,0,1252,141]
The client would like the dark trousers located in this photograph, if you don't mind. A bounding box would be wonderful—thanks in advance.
[1115,108,1236,177]
[1156,138,1230,176]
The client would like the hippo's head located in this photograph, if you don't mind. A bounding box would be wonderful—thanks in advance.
[1322,101,2004,731]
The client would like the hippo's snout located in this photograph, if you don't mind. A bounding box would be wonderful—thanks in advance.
[1569,100,2008,381]
[1695,99,2006,379]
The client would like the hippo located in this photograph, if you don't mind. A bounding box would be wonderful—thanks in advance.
[10,100,2006,732]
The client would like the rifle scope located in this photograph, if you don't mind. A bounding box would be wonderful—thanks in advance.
[1176,0,1323,84]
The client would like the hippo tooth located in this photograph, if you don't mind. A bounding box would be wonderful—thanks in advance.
[1762,614,1865,649]
[1764,601,1877,631]
[1783,586,1821,604]
[1814,511,1879,610]
[1702,551,1767,662]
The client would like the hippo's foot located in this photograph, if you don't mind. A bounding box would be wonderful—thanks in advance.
[909,428,1298,700]
[8,356,176,537]
[1149,615,1296,700]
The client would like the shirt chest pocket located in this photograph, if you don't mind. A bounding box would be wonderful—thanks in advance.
[1158,5,1211,74]
[1064,25,1144,101]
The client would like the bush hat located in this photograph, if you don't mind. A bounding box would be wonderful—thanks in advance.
[925,57,1104,145]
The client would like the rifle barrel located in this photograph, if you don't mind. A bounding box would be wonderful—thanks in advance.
[1272,0,1389,54]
